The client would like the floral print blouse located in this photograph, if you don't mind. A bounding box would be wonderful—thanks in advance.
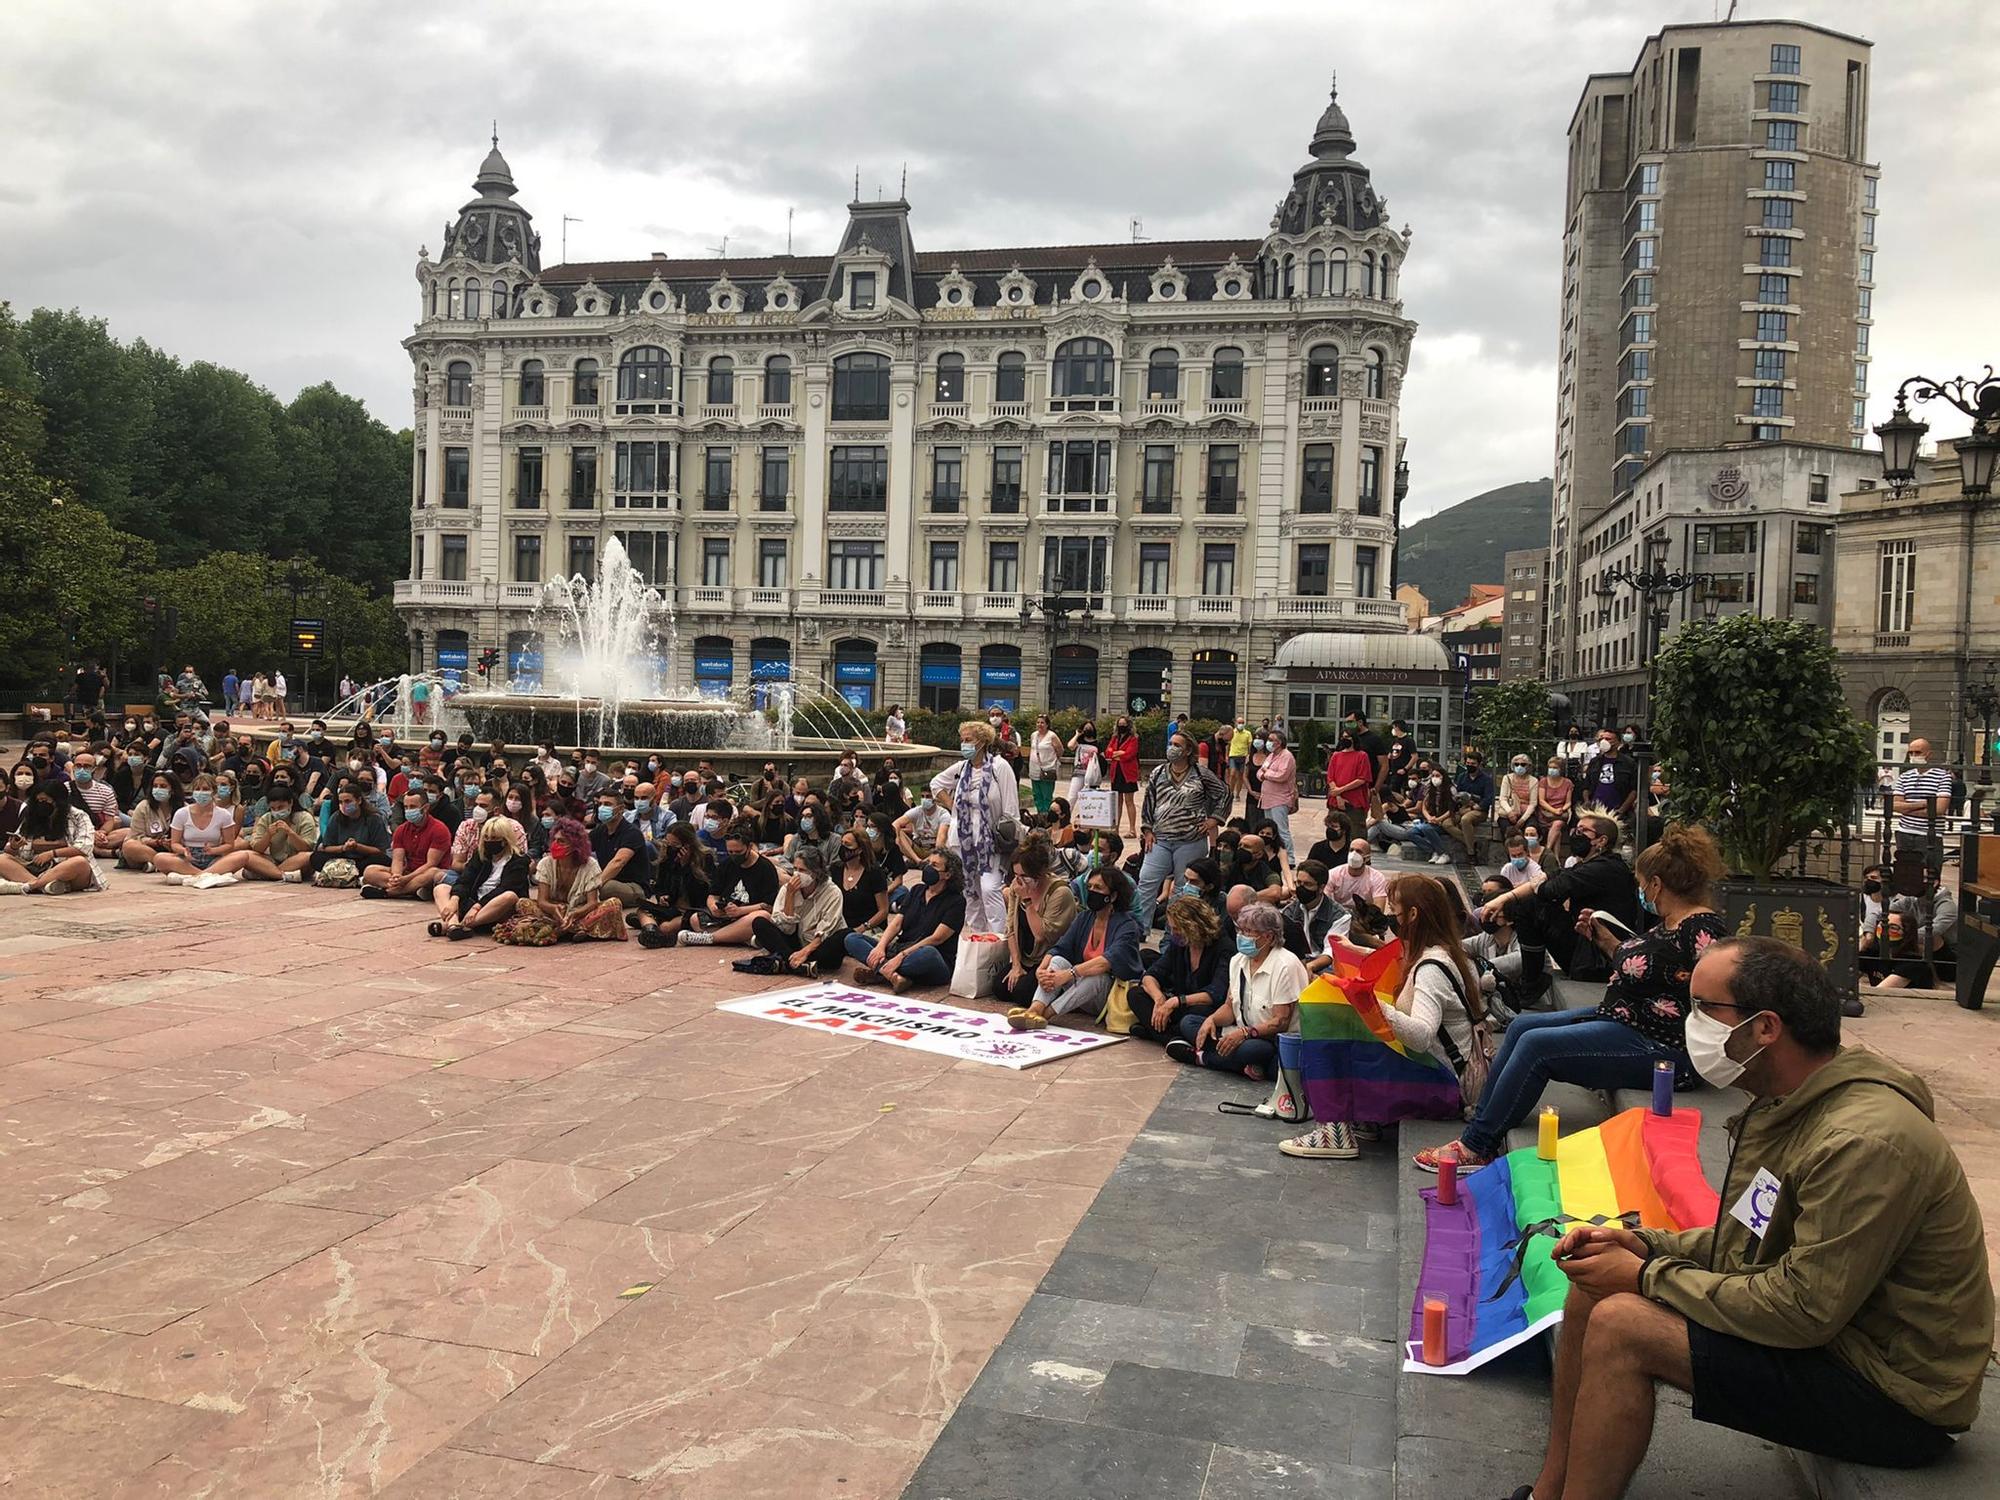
[1595,911,1728,1050]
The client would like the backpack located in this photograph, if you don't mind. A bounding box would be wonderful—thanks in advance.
[313,858,360,889]
[1417,957,1496,1113]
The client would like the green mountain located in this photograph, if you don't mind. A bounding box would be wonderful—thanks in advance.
[1397,478,1552,611]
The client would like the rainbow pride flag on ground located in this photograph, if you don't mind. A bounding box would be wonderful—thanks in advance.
[1405,1106,1719,1374]
[1283,938,1464,1125]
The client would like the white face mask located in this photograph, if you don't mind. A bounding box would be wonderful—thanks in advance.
[1346,852,1365,873]
[1683,1006,1766,1089]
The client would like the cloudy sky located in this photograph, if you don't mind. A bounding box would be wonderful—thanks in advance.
[3,0,1995,523]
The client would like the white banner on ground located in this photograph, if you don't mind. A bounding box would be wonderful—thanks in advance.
[715,983,1128,1070]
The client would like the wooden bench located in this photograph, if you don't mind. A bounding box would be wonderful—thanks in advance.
[1953,834,2000,1009]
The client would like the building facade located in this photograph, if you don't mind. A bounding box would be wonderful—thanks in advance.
[1499,548,1548,681]
[1832,442,1991,767]
[1546,19,1878,712]
[397,86,1415,721]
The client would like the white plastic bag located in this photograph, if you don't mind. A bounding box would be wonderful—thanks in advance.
[949,932,1009,999]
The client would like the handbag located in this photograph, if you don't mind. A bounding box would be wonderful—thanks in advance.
[1420,958,1496,1113]
[313,858,359,888]
[1100,978,1136,1035]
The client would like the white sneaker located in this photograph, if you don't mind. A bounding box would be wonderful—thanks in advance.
[165,873,192,886]
[1429,853,1452,865]
[192,871,242,889]
[280,870,304,883]
[676,930,713,947]
[0,879,25,895]
[1279,1122,1358,1159]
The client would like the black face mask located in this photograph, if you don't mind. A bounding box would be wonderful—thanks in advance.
[1086,889,1112,912]
[1296,885,1320,903]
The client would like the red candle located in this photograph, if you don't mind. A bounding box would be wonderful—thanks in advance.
[1421,1294,1449,1366]
[1437,1157,1459,1206]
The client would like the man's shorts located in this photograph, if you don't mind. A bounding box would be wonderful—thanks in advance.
[1688,1322,1954,1469]
[1228,756,1246,771]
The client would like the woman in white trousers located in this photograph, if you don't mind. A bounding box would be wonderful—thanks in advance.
[931,719,1020,935]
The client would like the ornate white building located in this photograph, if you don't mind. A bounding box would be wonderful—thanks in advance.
[398,84,1416,725]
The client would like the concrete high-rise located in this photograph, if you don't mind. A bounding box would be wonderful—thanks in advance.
[1546,19,1878,711]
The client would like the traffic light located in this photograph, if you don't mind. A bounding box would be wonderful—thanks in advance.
[477,647,501,682]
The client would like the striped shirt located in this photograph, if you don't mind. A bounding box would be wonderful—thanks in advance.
[1142,761,1231,842]
[1895,764,1954,837]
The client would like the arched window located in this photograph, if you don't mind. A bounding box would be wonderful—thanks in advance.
[1363,348,1385,400]
[1361,251,1377,298]
[1146,349,1179,400]
[1379,253,1395,298]
[763,355,792,405]
[572,358,599,405]
[1306,344,1340,398]
[518,359,544,406]
[1307,251,1326,296]
[1282,254,1296,297]
[428,282,440,317]
[995,351,1027,405]
[918,642,963,713]
[1210,347,1244,401]
[445,360,472,407]
[831,352,890,421]
[446,279,462,318]
[706,356,735,406]
[463,282,482,318]
[1329,249,1348,296]
[491,280,507,318]
[617,346,671,402]
[1051,337,1113,401]
[935,353,965,404]
[1127,646,1172,713]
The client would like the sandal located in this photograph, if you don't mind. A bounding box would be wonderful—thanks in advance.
[427,921,447,937]
[1412,1140,1492,1175]
[447,925,476,941]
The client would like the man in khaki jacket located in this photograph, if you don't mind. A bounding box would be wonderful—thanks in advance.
[1497,936,1991,1500]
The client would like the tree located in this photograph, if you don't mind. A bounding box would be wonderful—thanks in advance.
[1473,678,1556,767]
[1652,614,1873,878]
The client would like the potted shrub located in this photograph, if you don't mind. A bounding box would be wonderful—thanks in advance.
[1651,614,1873,991]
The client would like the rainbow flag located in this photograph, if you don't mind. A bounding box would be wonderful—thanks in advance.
[1406,1106,1719,1374]
[1284,938,1464,1125]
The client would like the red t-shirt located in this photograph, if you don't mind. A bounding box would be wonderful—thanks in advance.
[392,813,452,867]
[1325,749,1375,810]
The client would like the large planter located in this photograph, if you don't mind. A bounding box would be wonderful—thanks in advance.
[1715,877,1860,995]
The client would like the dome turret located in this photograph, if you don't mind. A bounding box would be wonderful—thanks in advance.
[1271,75,1386,237]
[447,129,539,272]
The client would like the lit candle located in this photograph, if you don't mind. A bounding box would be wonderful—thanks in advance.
[1421,1293,1449,1366]
[1437,1157,1459,1206]
[1538,1105,1560,1160]
[1652,1059,1676,1116]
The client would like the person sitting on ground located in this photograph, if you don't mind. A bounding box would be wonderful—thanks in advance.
[1863,884,1957,998]
[1327,838,1389,912]
[1009,865,1144,1031]
[590,786,649,907]
[1304,808,1353,870]
[871,757,911,820]
[786,798,841,869]
[313,780,392,879]
[495,815,628,943]
[1001,832,1081,1011]
[1466,874,1537,1027]
[1280,872,1482,1159]
[429,814,530,939]
[0,760,32,841]
[1133,894,1229,1045]
[693,796,734,855]
[1221,831,1284,904]
[1418,822,1726,1174]
[150,773,238,882]
[677,817,780,947]
[1493,752,1541,842]
[120,770,184,871]
[1497,831,1546,891]
[1165,899,1305,1080]
[360,788,451,900]
[1468,812,1637,996]
[847,846,967,992]
[833,825,892,946]
[0,780,106,895]
[634,822,711,948]
[1282,858,1346,973]
[67,749,127,858]
[744,846,847,975]
[1493,938,1992,1500]
[224,778,320,883]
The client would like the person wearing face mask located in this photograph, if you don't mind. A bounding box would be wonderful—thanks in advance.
[1135,894,1229,1044]
[0,762,35,840]
[633,822,712,948]
[590,790,649,907]
[884,703,909,745]
[145,772,239,884]
[847,849,968,991]
[1134,731,1230,932]
[1531,754,1576,863]
[1399,766,1458,865]
[984,834,1070,1004]
[893,787,953,868]
[627,780,673,848]
[1890,736,1954,872]
[1254,728,1300,863]
[429,814,530,939]
[437,788,499,893]
[870,758,910,821]
[1065,719,1101,805]
[1165,899,1304,1080]
[1026,714,1063,816]
[1280,859,1346,972]
[0,780,106,895]
[224,778,321,883]
[1471,812,1638,996]
[679,820,782,947]
[1494,753,1541,841]
[1007,866,1143,1030]
[1464,874,1533,1025]
[1498,939,1991,1500]
[1587,730,1638,821]
[494,815,628,944]
[358,790,451,899]
[740,847,847,975]
[311,779,393,878]
[575,750,610,802]
[66,751,128,859]
[1420,823,1724,1177]
[931,719,1020,935]
[1102,716,1142,837]
[1223,716,1255,807]
[1496,832,1545,891]
[782,799,836,868]
[1327,838,1389,909]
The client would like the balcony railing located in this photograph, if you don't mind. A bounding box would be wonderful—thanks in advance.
[974,592,1022,619]
[1273,595,1343,620]
[1204,397,1247,416]
[929,402,968,421]
[686,586,731,608]
[1044,490,1114,514]
[817,589,893,611]
[1203,491,1241,514]
[745,588,792,613]
[1301,396,1340,415]
[1140,398,1182,417]
[916,591,963,617]
[759,403,794,420]
[699,403,737,421]
[567,405,602,420]
[1122,595,1175,620]
[394,580,479,605]
[1192,596,1243,623]
[512,406,548,422]
[993,400,1030,419]
[499,583,542,607]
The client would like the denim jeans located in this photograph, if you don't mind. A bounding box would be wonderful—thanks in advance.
[1032,954,1113,1017]
[1459,1007,1685,1158]
[844,930,952,987]
[1175,1009,1278,1077]
[1134,832,1210,929]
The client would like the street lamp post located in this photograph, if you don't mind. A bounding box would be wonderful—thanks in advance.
[1596,528,1703,853]
[1966,662,2000,787]
[1875,369,2000,768]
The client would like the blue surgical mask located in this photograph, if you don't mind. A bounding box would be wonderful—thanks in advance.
[598,806,618,822]
[405,807,425,823]
[192,790,213,806]
[152,787,171,803]
[1511,856,1528,870]
[73,768,92,785]
[1175,881,1201,899]
[800,816,815,833]
[426,790,440,803]
[215,784,232,800]
[959,742,976,759]
[540,813,557,830]
[702,817,720,835]
[635,798,652,813]
[1639,886,1658,915]
[1235,934,1260,958]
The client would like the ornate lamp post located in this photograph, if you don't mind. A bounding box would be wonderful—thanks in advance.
[1596,529,1702,852]
[1967,662,2000,787]
[1876,370,2000,767]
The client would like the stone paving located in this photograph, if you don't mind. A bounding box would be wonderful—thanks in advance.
[0,872,1171,1496]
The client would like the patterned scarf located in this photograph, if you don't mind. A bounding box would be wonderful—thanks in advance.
[953,754,996,881]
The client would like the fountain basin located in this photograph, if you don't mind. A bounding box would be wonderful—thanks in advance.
[455,692,741,751]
